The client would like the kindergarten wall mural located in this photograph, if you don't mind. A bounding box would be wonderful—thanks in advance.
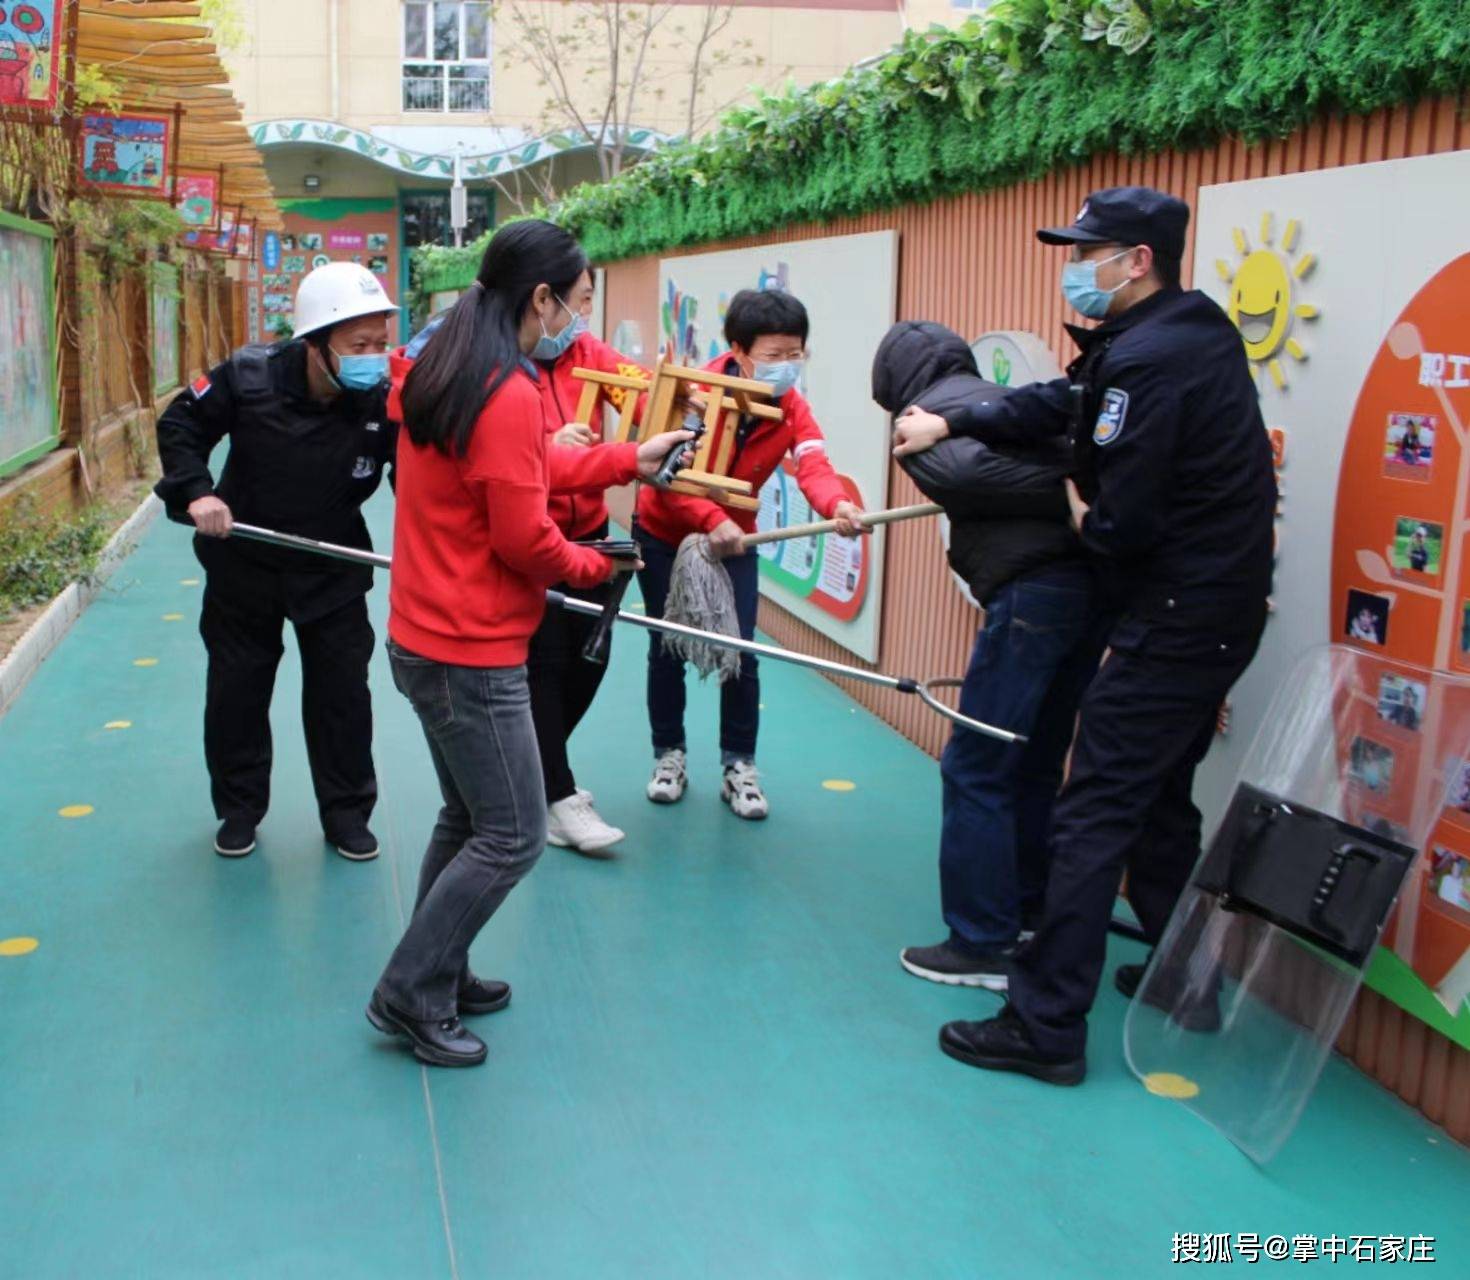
[0,212,58,478]
[658,231,898,662]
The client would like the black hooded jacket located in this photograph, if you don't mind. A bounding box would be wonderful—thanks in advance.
[872,322,1082,604]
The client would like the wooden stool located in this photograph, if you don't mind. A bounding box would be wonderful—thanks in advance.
[570,360,783,512]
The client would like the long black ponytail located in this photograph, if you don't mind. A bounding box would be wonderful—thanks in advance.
[401,219,588,456]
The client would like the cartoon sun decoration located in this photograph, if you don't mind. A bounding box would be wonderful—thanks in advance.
[1217,212,1321,391]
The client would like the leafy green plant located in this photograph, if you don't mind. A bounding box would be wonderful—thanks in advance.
[0,498,113,621]
[416,0,1469,278]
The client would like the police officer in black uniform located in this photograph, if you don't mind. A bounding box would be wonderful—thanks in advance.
[894,187,1276,1083]
[155,262,400,862]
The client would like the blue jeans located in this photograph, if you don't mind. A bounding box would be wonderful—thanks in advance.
[635,526,760,763]
[940,564,1108,952]
[376,643,547,1021]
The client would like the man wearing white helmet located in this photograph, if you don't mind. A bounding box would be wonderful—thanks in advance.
[155,262,399,862]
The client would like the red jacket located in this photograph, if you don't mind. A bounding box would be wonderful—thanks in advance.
[635,353,847,545]
[536,332,649,538]
[387,354,638,667]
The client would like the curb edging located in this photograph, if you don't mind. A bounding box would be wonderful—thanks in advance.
[0,494,163,721]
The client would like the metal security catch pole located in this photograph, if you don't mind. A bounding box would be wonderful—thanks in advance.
[225,522,1024,744]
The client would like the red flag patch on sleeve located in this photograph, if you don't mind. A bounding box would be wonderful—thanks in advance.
[190,374,212,399]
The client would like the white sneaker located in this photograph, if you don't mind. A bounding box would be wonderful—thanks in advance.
[647,749,688,804]
[547,793,625,855]
[721,761,769,820]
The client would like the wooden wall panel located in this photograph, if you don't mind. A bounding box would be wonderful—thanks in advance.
[600,97,1470,1141]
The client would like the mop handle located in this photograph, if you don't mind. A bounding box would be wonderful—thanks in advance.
[223,522,1023,744]
[739,503,941,550]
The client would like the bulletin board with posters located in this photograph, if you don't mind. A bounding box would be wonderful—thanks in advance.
[260,199,401,344]
[1190,149,1470,1048]
[657,232,898,663]
[0,208,59,478]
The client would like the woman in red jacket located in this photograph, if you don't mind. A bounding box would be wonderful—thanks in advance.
[367,221,687,1068]
[634,289,865,820]
[389,306,650,857]
[527,316,650,856]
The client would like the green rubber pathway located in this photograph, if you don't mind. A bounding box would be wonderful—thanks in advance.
[1,492,1466,1279]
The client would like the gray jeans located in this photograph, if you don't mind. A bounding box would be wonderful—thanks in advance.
[376,642,547,1021]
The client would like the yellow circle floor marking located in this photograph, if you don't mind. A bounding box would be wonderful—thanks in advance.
[133,658,159,667]
[180,578,200,586]
[1143,1072,1201,1100]
[104,721,132,730]
[58,805,94,819]
[0,937,39,957]
[162,613,184,622]
[822,779,857,792]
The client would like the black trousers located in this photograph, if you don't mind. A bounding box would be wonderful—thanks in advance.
[1009,612,1264,1058]
[199,572,377,836]
[526,577,612,805]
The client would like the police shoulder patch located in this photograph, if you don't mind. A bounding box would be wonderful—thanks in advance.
[1093,387,1129,446]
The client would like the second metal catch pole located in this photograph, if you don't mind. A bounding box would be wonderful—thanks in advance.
[226,523,1024,744]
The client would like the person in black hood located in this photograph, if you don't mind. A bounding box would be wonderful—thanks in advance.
[872,321,1110,994]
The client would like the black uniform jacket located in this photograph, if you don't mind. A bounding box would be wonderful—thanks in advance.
[944,289,1276,657]
[154,341,395,622]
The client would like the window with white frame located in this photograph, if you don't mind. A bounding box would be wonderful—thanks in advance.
[403,2,492,113]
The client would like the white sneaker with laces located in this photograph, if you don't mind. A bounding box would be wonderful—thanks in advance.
[721,761,769,820]
[547,792,625,855]
[647,749,688,804]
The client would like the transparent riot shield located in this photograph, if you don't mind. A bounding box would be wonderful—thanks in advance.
[1123,645,1470,1163]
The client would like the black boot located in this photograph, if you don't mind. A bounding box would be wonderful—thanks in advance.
[330,825,380,862]
[939,1004,1086,1085]
[366,992,487,1067]
[215,818,257,858]
[459,974,511,1016]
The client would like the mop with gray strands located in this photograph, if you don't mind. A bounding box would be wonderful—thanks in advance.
[659,502,943,680]
[662,535,744,680]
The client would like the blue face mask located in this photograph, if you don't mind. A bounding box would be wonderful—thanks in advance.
[331,350,389,391]
[753,359,802,398]
[1060,247,1134,320]
[532,296,587,362]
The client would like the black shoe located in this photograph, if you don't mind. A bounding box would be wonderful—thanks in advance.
[900,940,1015,991]
[939,1005,1086,1086]
[366,991,487,1067]
[1114,962,1145,999]
[331,826,380,862]
[459,975,511,1016]
[1115,960,1221,1033]
[214,818,257,858]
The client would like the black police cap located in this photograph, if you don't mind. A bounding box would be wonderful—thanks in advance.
[1037,186,1190,264]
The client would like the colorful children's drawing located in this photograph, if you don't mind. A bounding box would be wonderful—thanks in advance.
[0,2,63,112]
[660,277,699,365]
[79,113,172,196]
[173,171,219,228]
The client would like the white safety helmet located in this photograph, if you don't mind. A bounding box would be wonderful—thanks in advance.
[292,261,398,339]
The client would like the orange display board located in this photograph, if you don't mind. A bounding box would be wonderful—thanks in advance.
[1332,253,1470,1010]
